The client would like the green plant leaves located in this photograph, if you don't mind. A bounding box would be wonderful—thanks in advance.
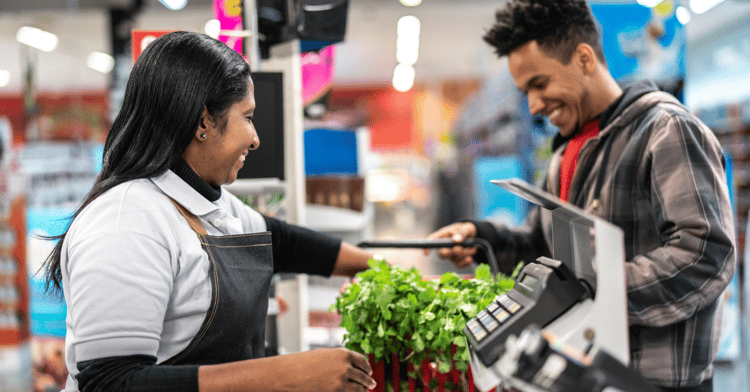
[331,259,518,372]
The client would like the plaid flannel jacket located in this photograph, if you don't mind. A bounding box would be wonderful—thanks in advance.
[478,90,736,387]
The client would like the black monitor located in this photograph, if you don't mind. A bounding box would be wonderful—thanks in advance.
[225,71,286,194]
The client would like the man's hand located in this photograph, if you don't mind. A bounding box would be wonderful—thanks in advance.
[423,222,478,268]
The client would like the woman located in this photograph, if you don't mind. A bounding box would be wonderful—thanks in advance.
[42,31,377,392]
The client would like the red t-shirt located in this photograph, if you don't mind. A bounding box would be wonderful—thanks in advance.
[559,118,600,202]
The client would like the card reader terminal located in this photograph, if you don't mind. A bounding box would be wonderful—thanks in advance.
[464,256,591,366]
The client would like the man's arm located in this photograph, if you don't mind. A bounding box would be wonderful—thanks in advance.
[626,112,736,327]
[426,206,550,274]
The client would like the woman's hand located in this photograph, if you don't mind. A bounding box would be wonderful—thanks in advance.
[423,222,478,268]
[199,347,376,392]
[279,348,376,392]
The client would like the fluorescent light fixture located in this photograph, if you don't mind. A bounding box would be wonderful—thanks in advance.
[0,70,10,87]
[397,36,419,65]
[676,6,691,24]
[205,19,221,39]
[397,15,420,38]
[690,0,725,14]
[86,51,115,74]
[636,0,662,7]
[16,26,58,52]
[392,63,415,92]
[158,0,187,10]
[399,0,422,6]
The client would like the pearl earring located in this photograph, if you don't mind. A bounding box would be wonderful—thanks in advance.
[200,133,206,140]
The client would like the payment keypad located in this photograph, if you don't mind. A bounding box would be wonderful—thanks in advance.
[466,294,523,342]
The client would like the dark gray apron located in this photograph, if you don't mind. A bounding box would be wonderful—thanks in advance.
[161,199,274,366]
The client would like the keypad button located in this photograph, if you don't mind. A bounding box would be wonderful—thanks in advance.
[492,309,510,323]
[508,302,522,314]
[481,317,499,332]
[499,295,517,310]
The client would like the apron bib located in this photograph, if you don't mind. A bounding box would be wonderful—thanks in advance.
[162,199,274,366]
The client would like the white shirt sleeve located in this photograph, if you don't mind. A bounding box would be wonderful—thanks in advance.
[65,229,174,361]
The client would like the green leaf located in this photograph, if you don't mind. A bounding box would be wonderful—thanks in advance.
[361,339,372,354]
[376,286,395,309]
[413,335,425,352]
[475,264,492,280]
[423,311,435,321]
[374,346,385,360]
[438,360,451,374]
[440,272,460,286]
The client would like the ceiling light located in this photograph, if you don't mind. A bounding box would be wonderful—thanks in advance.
[676,6,691,24]
[636,0,662,7]
[16,26,58,52]
[158,0,188,11]
[397,15,421,38]
[399,0,422,6]
[397,36,419,65]
[205,19,221,39]
[0,70,10,87]
[86,51,115,74]
[392,63,415,92]
[690,0,725,14]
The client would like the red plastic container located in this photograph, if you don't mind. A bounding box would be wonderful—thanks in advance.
[367,345,487,392]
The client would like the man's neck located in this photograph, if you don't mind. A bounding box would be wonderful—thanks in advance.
[587,72,623,120]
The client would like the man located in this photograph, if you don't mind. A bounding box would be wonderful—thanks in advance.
[427,1,735,391]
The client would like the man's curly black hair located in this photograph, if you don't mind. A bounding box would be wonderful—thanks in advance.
[483,0,606,66]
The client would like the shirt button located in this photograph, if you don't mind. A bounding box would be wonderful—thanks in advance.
[213,219,222,227]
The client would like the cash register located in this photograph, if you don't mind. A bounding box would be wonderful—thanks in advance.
[464,179,656,392]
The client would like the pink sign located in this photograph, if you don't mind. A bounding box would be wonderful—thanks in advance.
[213,0,243,55]
[301,45,337,106]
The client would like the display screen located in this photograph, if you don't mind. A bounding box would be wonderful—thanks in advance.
[520,274,539,290]
[236,72,285,181]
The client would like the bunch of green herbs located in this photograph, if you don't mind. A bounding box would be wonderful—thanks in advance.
[331,259,519,375]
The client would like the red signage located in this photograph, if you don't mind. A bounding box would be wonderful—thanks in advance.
[131,30,173,63]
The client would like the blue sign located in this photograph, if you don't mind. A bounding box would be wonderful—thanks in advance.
[473,156,528,225]
[591,2,685,100]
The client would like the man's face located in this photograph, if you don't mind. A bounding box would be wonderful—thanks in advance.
[508,41,592,137]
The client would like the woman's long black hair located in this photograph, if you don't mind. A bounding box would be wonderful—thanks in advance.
[42,31,252,291]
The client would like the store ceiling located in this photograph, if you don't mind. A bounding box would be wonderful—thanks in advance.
[0,0,749,93]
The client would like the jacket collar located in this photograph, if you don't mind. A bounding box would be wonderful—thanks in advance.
[546,88,685,199]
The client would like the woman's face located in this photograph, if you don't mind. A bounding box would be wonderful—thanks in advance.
[188,79,260,186]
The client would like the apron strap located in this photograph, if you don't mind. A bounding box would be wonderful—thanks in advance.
[168,198,208,236]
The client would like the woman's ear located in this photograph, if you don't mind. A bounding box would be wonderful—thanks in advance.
[196,107,212,140]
